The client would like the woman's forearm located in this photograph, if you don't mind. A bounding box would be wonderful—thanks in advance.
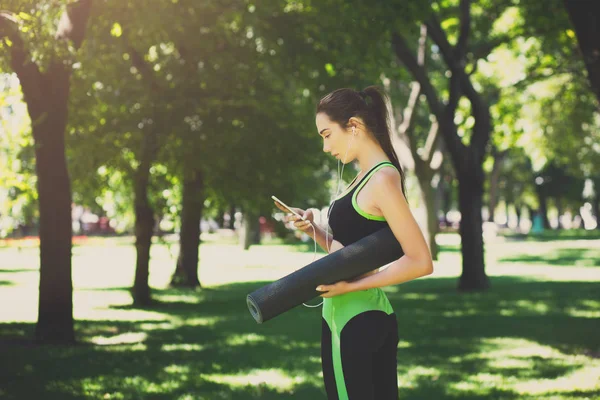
[349,255,433,292]
[308,221,334,253]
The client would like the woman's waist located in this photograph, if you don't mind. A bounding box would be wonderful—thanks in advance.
[323,286,391,310]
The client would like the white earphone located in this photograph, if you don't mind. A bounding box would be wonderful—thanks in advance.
[302,123,358,309]
[325,124,357,250]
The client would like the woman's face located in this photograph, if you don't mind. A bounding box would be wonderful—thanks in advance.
[316,112,356,164]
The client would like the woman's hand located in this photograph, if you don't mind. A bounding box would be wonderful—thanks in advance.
[273,200,315,233]
[316,281,354,298]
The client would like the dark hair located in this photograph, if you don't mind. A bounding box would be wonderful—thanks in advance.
[316,86,407,196]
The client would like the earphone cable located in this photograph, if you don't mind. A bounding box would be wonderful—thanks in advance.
[302,130,355,308]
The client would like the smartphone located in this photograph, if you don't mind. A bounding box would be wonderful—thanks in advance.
[271,195,306,221]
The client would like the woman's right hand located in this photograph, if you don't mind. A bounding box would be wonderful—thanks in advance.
[273,201,315,233]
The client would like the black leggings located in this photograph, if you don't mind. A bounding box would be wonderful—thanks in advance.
[321,311,399,400]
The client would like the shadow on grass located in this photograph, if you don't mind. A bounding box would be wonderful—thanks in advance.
[503,229,600,242]
[499,248,600,267]
[1,277,599,399]
[0,269,38,273]
[0,267,37,288]
[438,244,461,253]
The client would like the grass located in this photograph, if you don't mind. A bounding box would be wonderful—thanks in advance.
[0,232,599,399]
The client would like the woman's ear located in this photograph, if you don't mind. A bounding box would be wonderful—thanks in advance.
[348,117,364,133]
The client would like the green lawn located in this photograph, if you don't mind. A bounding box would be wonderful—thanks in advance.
[0,232,599,399]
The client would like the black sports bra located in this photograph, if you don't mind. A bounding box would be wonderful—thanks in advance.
[327,161,397,246]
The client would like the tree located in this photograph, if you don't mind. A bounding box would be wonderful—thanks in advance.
[486,145,508,223]
[392,0,516,291]
[0,0,92,343]
[67,0,331,293]
[387,25,444,260]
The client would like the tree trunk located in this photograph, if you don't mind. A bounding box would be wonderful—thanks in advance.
[416,171,440,261]
[171,169,204,288]
[487,150,505,223]
[132,133,156,306]
[216,206,225,229]
[436,171,449,227]
[433,182,445,232]
[33,71,75,344]
[228,205,236,229]
[2,0,92,345]
[515,203,522,230]
[441,172,453,227]
[563,0,600,108]
[555,198,563,230]
[392,5,493,292]
[423,182,440,261]
[457,178,490,291]
[241,211,260,250]
[594,196,600,230]
[538,190,551,230]
[527,206,534,221]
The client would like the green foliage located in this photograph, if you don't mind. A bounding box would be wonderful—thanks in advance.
[0,1,81,72]
[491,147,537,209]
[0,74,37,237]
[3,0,598,232]
[534,162,586,211]
[515,0,600,177]
[525,76,599,178]
[65,0,332,226]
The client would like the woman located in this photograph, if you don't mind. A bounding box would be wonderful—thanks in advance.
[274,86,433,399]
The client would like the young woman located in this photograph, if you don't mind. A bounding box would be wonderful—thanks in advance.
[274,86,433,399]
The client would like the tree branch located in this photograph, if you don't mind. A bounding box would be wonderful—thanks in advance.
[447,72,461,116]
[398,82,422,135]
[417,23,427,66]
[0,11,44,114]
[455,0,471,61]
[426,16,471,93]
[55,0,93,49]
[127,44,162,94]
[470,33,516,62]
[1,1,92,116]
[393,28,468,159]
[394,26,431,159]
[398,24,428,136]
[426,13,490,154]
[391,31,444,121]
[423,119,440,166]
[427,11,484,115]
[394,25,444,174]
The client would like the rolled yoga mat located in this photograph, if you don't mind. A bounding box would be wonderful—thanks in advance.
[246,226,404,324]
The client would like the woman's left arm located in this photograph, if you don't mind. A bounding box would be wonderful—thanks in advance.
[317,168,433,297]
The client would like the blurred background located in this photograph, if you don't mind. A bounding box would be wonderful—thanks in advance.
[0,0,599,399]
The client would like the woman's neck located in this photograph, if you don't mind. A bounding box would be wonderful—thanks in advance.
[355,146,390,173]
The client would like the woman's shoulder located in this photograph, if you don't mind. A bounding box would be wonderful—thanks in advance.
[372,164,401,184]
[370,165,404,196]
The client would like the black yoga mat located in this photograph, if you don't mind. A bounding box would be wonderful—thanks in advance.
[246,226,404,324]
